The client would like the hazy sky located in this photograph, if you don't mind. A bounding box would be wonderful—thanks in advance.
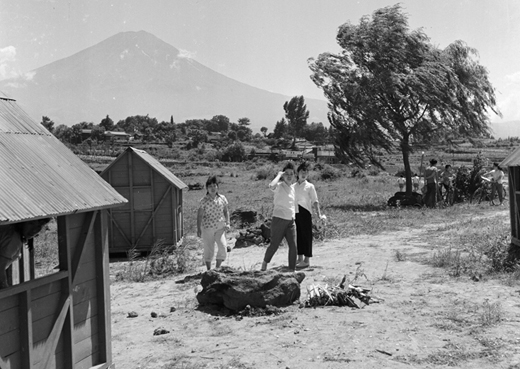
[1,0,519,123]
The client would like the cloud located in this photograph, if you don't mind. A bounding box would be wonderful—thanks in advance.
[497,90,520,121]
[0,46,22,81]
[505,71,520,85]
[177,49,196,59]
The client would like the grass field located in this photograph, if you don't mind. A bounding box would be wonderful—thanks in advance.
[33,153,519,284]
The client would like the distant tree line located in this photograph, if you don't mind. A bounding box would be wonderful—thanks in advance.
[39,95,332,148]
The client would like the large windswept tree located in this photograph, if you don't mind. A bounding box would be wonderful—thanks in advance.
[309,4,500,194]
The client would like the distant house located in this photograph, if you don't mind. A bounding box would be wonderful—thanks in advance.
[282,150,314,161]
[0,93,127,369]
[313,147,340,164]
[249,149,272,159]
[207,133,224,143]
[81,128,92,141]
[100,147,188,253]
[293,138,314,151]
[104,131,131,142]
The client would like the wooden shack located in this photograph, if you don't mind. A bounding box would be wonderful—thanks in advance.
[501,147,520,248]
[0,94,127,369]
[100,147,187,253]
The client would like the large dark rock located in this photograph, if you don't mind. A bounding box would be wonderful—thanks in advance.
[196,266,305,311]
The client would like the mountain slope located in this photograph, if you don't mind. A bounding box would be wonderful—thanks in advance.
[489,120,520,139]
[0,31,329,131]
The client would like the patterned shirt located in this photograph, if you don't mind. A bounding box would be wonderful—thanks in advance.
[199,194,228,229]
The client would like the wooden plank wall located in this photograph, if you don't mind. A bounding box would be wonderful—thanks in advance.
[0,210,112,369]
[104,150,184,251]
[0,294,21,369]
[153,174,174,245]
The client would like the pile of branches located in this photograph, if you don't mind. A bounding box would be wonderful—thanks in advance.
[304,275,381,309]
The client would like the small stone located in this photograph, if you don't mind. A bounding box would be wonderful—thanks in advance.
[127,311,138,318]
[170,307,177,313]
[151,312,157,318]
[153,328,170,336]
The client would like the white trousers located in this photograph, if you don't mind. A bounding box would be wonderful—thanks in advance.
[202,227,227,263]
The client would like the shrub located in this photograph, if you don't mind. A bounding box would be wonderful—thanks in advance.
[254,165,276,180]
[115,239,199,282]
[320,164,342,180]
[452,157,484,202]
[221,142,248,162]
[350,168,366,178]
[367,167,381,176]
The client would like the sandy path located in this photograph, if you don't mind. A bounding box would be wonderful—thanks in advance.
[110,211,520,369]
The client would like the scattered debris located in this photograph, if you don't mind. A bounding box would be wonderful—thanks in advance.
[304,275,381,308]
[237,304,285,318]
[127,311,138,318]
[234,221,271,248]
[375,349,393,356]
[153,328,170,336]
[230,208,258,227]
[188,183,204,191]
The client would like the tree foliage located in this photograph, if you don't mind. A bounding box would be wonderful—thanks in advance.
[309,4,499,194]
[273,118,288,139]
[41,116,55,133]
[99,115,114,131]
[283,96,309,138]
[221,142,247,162]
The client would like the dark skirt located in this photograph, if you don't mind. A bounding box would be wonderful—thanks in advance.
[295,205,313,257]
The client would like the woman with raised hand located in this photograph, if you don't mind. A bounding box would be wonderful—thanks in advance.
[261,161,297,272]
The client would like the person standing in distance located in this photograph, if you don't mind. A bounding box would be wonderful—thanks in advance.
[197,175,230,270]
[412,173,420,192]
[261,161,297,272]
[397,175,406,192]
[483,162,505,205]
[424,159,439,208]
[294,161,326,269]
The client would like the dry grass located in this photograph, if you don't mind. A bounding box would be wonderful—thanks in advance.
[34,162,520,285]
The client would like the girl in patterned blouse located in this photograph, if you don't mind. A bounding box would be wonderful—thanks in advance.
[197,175,230,270]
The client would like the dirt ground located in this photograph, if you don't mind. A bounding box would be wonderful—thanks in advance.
[110,209,520,369]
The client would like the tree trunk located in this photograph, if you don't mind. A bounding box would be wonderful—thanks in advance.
[400,137,413,196]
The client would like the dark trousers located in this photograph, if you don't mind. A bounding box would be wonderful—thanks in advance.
[490,182,504,204]
[425,183,438,208]
[295,206,313,257]
[263,217,297,270]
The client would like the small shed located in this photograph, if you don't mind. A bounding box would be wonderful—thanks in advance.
[501,147,520,248]
[100,147,187,253]
[0,94,127,368]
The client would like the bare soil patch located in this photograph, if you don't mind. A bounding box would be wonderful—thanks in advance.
[110,209,520,369]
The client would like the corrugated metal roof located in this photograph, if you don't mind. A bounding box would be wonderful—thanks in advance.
[0,97,127,224]
[101,147,187,189]
[500,146,520,167]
